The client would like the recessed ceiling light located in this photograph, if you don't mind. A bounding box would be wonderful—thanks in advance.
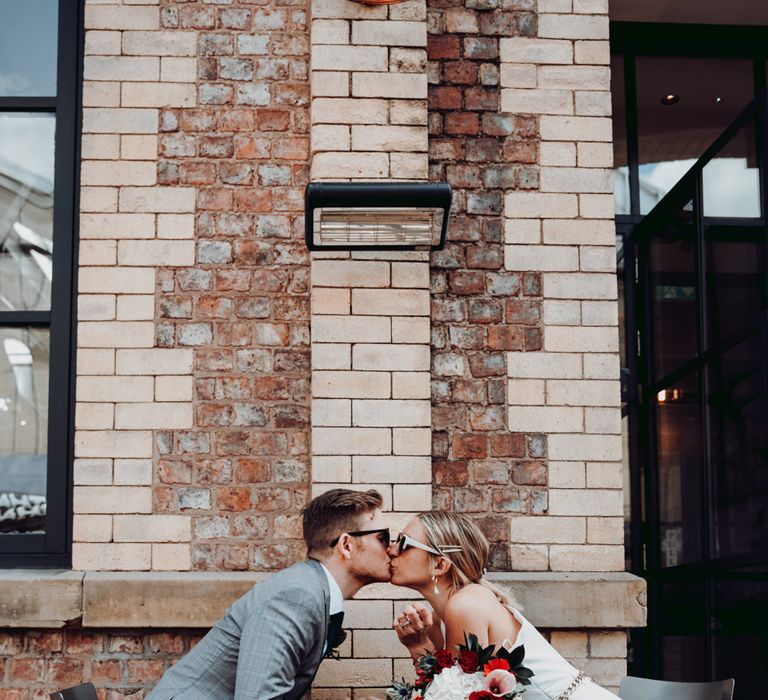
[661,94,680,105]
[713,96,723,104]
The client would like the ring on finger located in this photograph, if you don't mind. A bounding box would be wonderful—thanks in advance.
[399,620,412,628]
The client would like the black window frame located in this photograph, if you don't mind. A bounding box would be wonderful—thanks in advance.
[0,0,83,568]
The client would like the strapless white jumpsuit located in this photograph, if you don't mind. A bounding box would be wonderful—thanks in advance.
[506,609,618,699]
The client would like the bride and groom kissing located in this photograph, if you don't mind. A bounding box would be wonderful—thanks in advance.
[146,488,616,700]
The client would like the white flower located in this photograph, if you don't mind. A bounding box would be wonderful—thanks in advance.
[423,665,485,700]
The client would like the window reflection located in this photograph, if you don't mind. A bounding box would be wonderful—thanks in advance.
[612,55,630,215]
[0,328,48,533]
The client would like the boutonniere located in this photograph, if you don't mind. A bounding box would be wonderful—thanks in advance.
[325,628,347,659]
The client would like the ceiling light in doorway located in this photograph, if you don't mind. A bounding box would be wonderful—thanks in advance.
[713,96,723,104]
[661,94,680,106]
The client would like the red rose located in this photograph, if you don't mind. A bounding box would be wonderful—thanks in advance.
[468,692,495,700]
[458,649,479,673]
[433,649,455,672]
[483,658,511,676]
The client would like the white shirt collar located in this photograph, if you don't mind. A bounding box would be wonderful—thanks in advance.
[319,562,344,615]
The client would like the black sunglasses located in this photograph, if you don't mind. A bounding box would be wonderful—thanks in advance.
[330,527,390,548]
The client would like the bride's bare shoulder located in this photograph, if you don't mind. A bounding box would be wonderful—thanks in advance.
[445,584,497,614]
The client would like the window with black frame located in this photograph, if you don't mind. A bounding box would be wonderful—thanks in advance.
[0,1,79,566]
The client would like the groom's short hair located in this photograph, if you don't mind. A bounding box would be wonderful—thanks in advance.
[302,488,383,556]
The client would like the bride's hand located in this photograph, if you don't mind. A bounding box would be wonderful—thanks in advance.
[394,603,434,656]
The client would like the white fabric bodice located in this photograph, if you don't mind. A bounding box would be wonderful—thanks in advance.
[505,609,618,700]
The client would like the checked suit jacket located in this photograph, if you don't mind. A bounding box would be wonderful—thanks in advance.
[146,559,331,700]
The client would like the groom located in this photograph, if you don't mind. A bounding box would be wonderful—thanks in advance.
[146,488,392,699]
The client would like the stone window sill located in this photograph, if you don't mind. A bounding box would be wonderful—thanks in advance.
[0,570,646,629]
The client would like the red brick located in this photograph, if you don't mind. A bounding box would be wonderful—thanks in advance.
[216,270,252,291]
[488,325,524,350]
[91,659,122,683]
[433,460,469,486]
[428,35,460,60]
[257,110,291,131]
[430,87,462,110]
[180,162,216,185]
[215,322,252,346]
[512,460,547,486]
[451,433,488,459]
[27,632,63,654]
[0,633,24,655]
[473,461,511,485]
[490,433,526,457]
[46,657,84,686]
[107,636,144,654]
[444,61,478,85]
[197,187,233,211]
[125,659,165,683]
[217,486,251,511]
[9,658,44,683]
[196,403,233,427]
[233,136,271,159]
[147,633,186,655]
[445,112,479,135]
[233,189,272,212]
[219,110,255,131]
[193,458,233,484]
[505,299,540,324]
[196,296,233,319]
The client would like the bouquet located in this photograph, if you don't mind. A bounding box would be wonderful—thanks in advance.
[387,633,534,700]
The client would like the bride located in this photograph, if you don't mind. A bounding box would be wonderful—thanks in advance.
[388,511,618,699]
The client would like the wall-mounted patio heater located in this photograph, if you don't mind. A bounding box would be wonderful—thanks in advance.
[305,182,452,251]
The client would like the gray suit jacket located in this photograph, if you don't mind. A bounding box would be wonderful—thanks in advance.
[146,560,330,700]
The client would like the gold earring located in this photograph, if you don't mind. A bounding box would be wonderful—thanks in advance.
[432,574,439,595]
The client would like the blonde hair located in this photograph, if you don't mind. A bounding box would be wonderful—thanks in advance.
[418,511,520,612]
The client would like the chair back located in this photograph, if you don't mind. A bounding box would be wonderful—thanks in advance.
[49,682,98,700]
[619,676,734,700]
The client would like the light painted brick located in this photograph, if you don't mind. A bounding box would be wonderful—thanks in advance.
[157,213,195,239]
[584,407,621,434]
[73,486,153,513]
[312,124,351,151]
[353,399,430,427]
[540,116,612,142]
[580,246,616,273]
[551,631,588,659]
[312,0,388,20]
[543,219,615,245]
[539,0,572,10]
[352,73,427,99]
[312,45,388,71]
[392,317,430,344]
[352,20,426,46]
[538,65,610,90]
[76,349,115,376]
[354,629,410,658]
[114,515,191,542]
[540,142,576,167]
[122,30,196,56]
[505,192,578,219]
[84,56,159,82]
[81,187,118,213]
[74,458,113,485]
[313,288,351,314]
[312,98,388,124]
[500,38,573,64]
[393,427,430,455]
[116,294,155,321]
[81,160,156,187]
[116,349,194,375]
[312,343,351,370]
[583,353,620,379]
[543,300,580,325]
[161,57,197,83]
[311,72,350,97]
[392,371,430,399]
[352,289,429,316]
[78,294,116,321]
[86,30,122,55]
[122,82,196,108]
[574,0,609,13]
[314,658,390,688]
[82,134,120,160]
[575,90,612,116]
[314,371,390,398]
[152,543,191,571]
[505,244,578,271]
[78,376,154,402]
[501,89,573,115]
[312,456,352,482]
[578,142,613,168]
[83,108,159,134]
[80,241,117,267]
[393,484,431,511]
[510,516,586,544]
[155,376,193,402]
[311,151,389,179]
[507,352,582,379]
[586,461,623,488]
[509,544,549,571]
[351,124,426,152]
[587,516,624,545]
[85,6,159,30]
[547,379,620,406]
[353,456,430,483]
[80,213,156,239]
[548,434,622,461]
[579,193,615,219]
[508,405,583,432]
[114,459,153,486]
[353,344,429,372]
[549,461,586,488]
[391,262,429,288]
[575,40,610,65]
[389,100,427,127]
[73,514,112,543]
[78,321,155,348]
[75,403,115,431]
[83,82,121,108]
[118,239,195,266]
[119,187,196,213]
[543,272,617,300]
[539,14,609,40]
[312,427,392,455]
[507,379,545,405]
[540,167,612,194]
[504,219,541,244]
[313,19,350,44]
[499,64,537,89]
[589,631,627,658]
[582,300,618,326]
[545,326,619,352]
[550,544,624,571]
[549,488,622,516]
[313,316,390,343]
[313,259,389,287]
[390,152,428,179]
[312,399,352,426]
[73,543,151,571]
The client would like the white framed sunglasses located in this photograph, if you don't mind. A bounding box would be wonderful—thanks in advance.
[394,532,462,556]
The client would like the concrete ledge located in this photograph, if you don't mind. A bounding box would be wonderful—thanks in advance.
[0,570,646,629]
